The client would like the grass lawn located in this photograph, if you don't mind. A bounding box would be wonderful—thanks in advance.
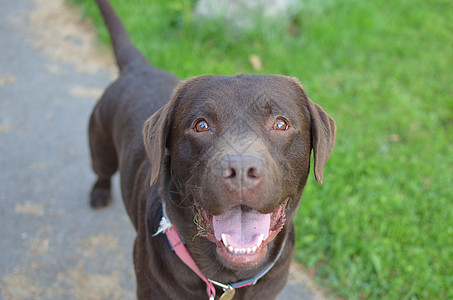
[71,0,453,298]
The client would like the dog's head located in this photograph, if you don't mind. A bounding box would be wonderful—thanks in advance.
[143,74,335,271]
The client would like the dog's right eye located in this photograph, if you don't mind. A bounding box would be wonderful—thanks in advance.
[272,117,289,131]
[194,119,210,132]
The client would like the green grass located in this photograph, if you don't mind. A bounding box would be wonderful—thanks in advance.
[71,0,453,298]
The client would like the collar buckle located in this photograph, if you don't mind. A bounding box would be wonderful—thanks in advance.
[208,278,233,292]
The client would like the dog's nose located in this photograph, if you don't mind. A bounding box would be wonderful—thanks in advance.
[219,154,263,190]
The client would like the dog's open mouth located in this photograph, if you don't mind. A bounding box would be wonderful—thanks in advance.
[195,200,288,268]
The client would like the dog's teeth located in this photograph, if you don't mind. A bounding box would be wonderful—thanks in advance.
[226,239,263,255]
[221,233,229,247]
[256,234,264,248]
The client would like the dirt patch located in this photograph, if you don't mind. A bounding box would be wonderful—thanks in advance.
[30,162,48,170]
[14,201,45,217]
[1,270,42,300]
[44,63,62,75]
[78,234,120,258]
[0,73,16,87]
[29,238,50,256]
[70,85,104,99]
[27,0,115,73]
[1,265,133,300]
[0,122,11,133]
[59,267,132,300]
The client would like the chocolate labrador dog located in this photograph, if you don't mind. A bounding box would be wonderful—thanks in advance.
[89,0,336,299]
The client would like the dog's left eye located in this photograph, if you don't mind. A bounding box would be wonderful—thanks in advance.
[194,119,210,132]
[273,117,289,130]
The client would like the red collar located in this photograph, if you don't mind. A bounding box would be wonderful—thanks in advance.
[153,203,286,299]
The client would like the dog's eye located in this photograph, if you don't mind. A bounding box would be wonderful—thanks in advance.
[194,119,210,132]
[273,117,289,130]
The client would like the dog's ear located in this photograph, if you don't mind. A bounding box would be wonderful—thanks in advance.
[143,80,189,186]
[143,103,173,186]
[289,77,336,184]
[307,99,336,184]
[143,76,210,186]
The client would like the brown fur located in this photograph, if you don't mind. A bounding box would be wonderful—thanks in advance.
[89,1,336,299]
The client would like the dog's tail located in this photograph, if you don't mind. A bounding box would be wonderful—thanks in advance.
[95,0,147,73]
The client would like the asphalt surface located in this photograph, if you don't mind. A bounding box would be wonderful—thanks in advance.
[0,0,324,299]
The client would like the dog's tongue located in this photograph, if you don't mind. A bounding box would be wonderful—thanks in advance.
[213,206,271,248]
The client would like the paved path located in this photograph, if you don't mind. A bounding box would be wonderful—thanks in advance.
[0,0,324,299]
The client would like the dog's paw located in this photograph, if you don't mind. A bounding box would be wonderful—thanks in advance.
[90,188,112,208]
